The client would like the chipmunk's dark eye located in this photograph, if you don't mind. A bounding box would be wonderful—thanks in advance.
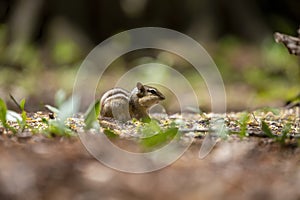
[148,89,157,95]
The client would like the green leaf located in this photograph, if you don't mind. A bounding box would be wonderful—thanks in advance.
[139,119,162,138]
[261,121,274,138]
[84,100,100,130]
[0,99,17,134]
[238,112,250,138]
[44,92,80,137]
[20,99,26,111]
[281,123,291,137]
[104,129,119,138]
[140,127,179,150]
[217,124,229,140]
[47,119,74,137]
[19,99,27,130]
[260,107,280,115]
[54,89,66,107]
[21,110,27,123]
[0,98,7,125]
[42,118,49,125]
[277,123,291,144]
[58,95,80,121]
[45,105,60,114]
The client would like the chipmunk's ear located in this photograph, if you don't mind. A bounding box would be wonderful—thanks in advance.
[137,82,145,97]
[137,82,144,91]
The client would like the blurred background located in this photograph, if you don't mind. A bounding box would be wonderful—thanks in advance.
[0,0,299,112]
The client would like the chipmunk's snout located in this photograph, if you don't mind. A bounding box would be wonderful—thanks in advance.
[146,87,165,101]
[154,91,165,101]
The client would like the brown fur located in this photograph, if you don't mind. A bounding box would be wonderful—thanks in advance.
[100,82,165,121]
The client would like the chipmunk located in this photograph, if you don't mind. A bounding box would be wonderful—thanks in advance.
[100,82,165,121]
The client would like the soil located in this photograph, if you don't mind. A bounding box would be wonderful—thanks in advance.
[0,108,299,200]
[0,134,299,200]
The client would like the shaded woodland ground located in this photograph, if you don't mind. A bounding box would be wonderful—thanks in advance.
[1,130,300,200]
[0,106,299,199]
[0,1,300,199]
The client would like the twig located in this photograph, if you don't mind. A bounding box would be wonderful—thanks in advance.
[179,128,210,133]
[9,94,22,112]
[274,26,300,56]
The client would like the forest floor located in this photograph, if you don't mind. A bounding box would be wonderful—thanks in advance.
[0,24,299,200]
[0,107,299,200]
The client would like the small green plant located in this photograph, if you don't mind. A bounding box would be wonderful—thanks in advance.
[139,119,179,150]
[18,98,27,131]
[84,100,100,130]
[276,123,292,145]
[0,97,30,134]
[237,112,250,138]
[104,128,119,138]
[261,121,275,138]
[217,124,229,140]
[139,119,162,138]
[54,89,67,107]
[0,98,7,126]
[44,90,80,137]
[259,107,280,115]
[261,120,295,146]
[0,98,16,133]
[9,95,29,132]
[42,119,74,137]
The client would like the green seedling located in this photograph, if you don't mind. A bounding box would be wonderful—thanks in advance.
[139,119,179,150]
[217,124,229,140]
[104,128,119,138]
[276,123,292,145]
[139,119,162,138]
[9,95,29,132]
[0,98,9,129]
[46,120,74,137]
[0,98,17,133]
[19,98,27,131]
[237,112,250,138]
[44,105,60,114]
[84,100,100,130]
[259,107,280,115]
[55,89,67,107]
[44,91,80,137]
[261,121,275,138]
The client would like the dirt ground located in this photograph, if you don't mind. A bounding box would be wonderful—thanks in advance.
[0,134,299,200]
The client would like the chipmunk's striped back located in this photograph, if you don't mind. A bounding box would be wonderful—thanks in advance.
[100,88,131,121]
[100,88,129,106]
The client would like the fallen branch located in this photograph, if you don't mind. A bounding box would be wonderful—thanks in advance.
[274,26,300,56]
